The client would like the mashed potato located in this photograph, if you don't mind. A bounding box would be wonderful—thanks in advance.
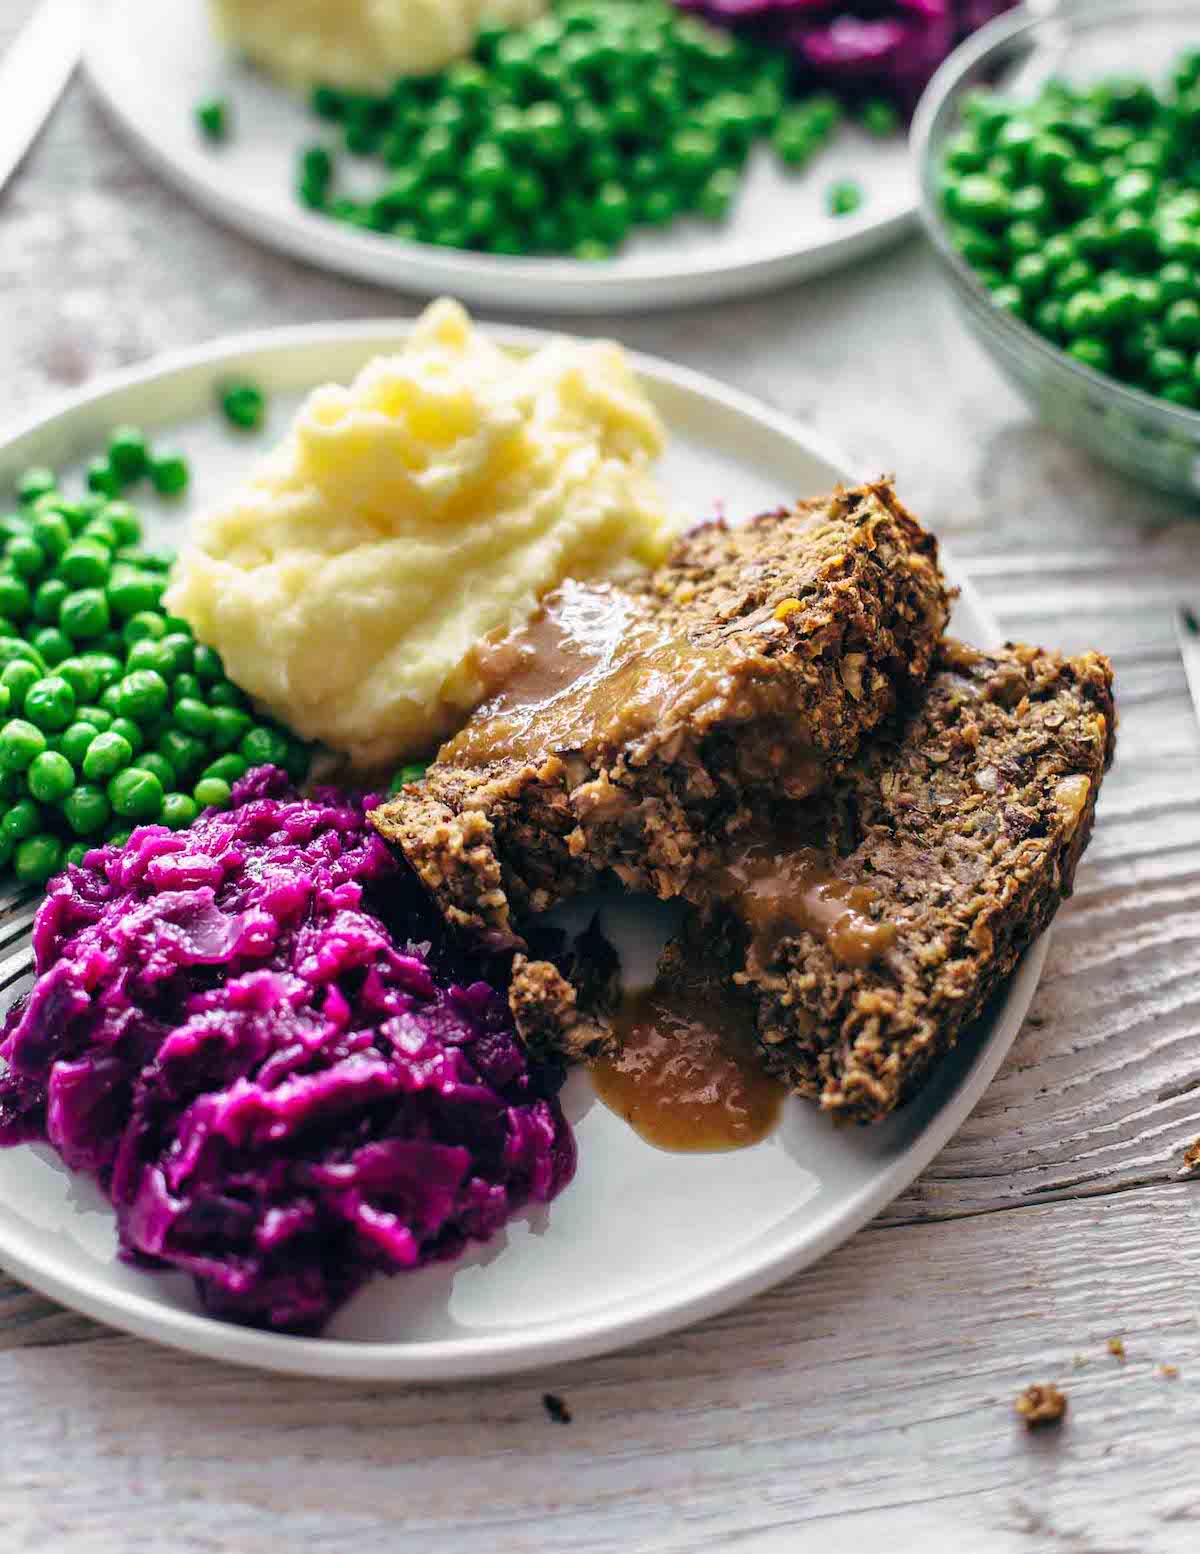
[210,0,548,92]
[166,299,676,769]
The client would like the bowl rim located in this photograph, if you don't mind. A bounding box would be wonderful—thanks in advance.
[911,0,1200,438]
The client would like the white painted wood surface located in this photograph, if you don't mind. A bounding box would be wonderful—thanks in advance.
[2,6,1200,1550]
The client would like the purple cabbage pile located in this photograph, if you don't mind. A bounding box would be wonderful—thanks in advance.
[0,767,574,1335]
[677,1,1017,112]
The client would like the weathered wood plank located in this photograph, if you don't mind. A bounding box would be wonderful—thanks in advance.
[4,11,1200,1544]
[1,1187,1198,1554]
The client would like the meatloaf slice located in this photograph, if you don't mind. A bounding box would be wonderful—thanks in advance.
[709,639,1115,1123]
[370,481,948,945]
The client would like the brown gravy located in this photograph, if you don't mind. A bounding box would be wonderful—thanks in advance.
[438,578,757,770]
[715,833,897,970]
[592,977,785,1153]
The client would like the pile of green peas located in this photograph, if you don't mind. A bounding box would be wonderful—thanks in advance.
[940,53,1200,408]
[295,0,859,259]
[0,429,307,885]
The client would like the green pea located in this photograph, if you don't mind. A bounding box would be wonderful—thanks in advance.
[116,669,168,724]
[106,570,161,619]
[1164,300,1200,348]
[99,502,142,547]
[195,96,231,143]
[193,776,232,810]
[106,828,131,850]
[23,676,76,732]
[1158,262,1195,306]
[161,792,199,831]
[30,511,71,562]
[698,168,739,222]
[158,729,206,780]
[118,614,164,652]
[240,726,290,768]
[0,719,45,772]
[150,451,190,497]
[6,534,45,578]
[1012,253,1050,298]
[82,730,133,781]
[56,657,102,705]
[32,578,68,624]
[1148,345,1189,384]
[0,575,31,623]
[14,834,62,884]
[1053,258,1096,298]
[125,639,175,679]
[108,766,165,821]
[135,751,175,792]
[64,842,89,868]
[2,798,40,840]
[108,428,149,484]
[80,652,123,690]
[219,379,267,431]
[159,634,194,675]
[58,589,110,642]
[1005,219,1043,256]
[1063,290,1108,337]
[1033,297,1065,339]
[192,645,225,683]
[78,520,119,554]
[168,698,213,739]
[109,716,143,754]
[76,704,112,733]
[27,750,74,803]
[57,720,99,768]
[0,659,39,710]
[63,784,111,836]
[85,458,120,500]
[206,705,250,751]
[861,98,899,138]
[201,753,248,785]
[640,187,679,226]
[990,284,1026,318]
[15,467,56,507]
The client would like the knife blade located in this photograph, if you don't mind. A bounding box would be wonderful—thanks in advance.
[0,0,87,200]
[1176,606,1200,729]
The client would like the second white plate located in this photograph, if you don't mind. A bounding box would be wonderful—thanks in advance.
[85,0,916,314]
[0,319,1037,1380]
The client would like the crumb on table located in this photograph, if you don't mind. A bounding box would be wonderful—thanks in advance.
[1180,1138,1200,1177]
[1108,1337,1126,1361]
[1016,1383,1068,1429]
[1160,1365,1180,1380]
[542,1393,572,1425]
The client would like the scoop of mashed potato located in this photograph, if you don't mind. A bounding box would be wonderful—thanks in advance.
[210,0,548,92]
[166,299,677,770]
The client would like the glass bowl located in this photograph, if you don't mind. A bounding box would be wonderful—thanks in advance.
[911,0,1200,501]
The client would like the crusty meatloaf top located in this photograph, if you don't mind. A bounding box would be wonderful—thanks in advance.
[371,482,949,935]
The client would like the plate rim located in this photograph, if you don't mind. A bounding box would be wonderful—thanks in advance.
[0,318,1035,1382]
[82,0,917,313]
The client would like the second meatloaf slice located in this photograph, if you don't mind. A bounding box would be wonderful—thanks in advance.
[371,481,948,944]
[713,639,1116,1122]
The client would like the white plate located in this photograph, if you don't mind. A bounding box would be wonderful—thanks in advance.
[84,0,916,314]
[0,320,1037,1381]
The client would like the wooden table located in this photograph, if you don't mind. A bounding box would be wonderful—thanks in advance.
[3,13,1199,1552]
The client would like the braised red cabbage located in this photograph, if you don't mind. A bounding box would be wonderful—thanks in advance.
[0,767,574,1335]
[677,0,1017,111]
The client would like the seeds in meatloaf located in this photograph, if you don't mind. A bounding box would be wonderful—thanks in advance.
[370,480,949,943]
[710,639,1115,1124]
